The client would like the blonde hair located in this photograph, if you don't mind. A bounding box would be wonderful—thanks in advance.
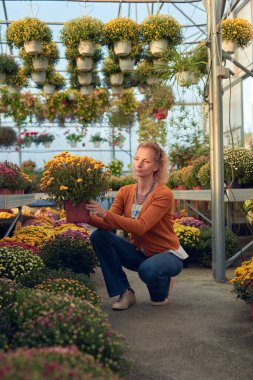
[136,142,168,184]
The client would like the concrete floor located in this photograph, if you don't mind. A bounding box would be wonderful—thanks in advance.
[91,266,253,380]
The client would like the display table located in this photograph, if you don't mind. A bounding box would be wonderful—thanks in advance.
[0,194,36,237]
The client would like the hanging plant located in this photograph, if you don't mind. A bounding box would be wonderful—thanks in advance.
[141,14,182,55]
[38,70,66,92]
[0,127,17,147]
[61,16,104,48]
[6,17,52,49]
[0,54,19,82]
[5,67,28,89]
[138,117,167,147]
[221,18,253,48]
[19,41,60,67]
[103,17,140,55]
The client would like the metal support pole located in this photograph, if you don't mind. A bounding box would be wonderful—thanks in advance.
[208,0,226,281]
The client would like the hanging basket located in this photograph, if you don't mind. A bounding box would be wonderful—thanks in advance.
[43,84,56,95]
[78,72,93,85]
[111,86,123,96]
[0,72,6,83]
[175,71,200,87]
[64,200,90,223]
[78,40,96,57]
[222,40,236,54]
[7,86,20,94]
[76,57,93,72]
[32,57,49,71]
[119,57,135,73]
[24,40,43,55]
[153,108,169,120]
[31,71,46,84]
[114,40,132,57]
[146,76,161,85]
[93,141,101,148]
[80,85,93,96]
[110,73,124,86]
[43,141,52,148]
[150,39,168,57]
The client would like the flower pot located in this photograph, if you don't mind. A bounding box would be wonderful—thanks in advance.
[24,40,43,55]
[138,84,149,94]
[76,57,93,72]
[32,57,49,71]
[24,141,32,148]
[150,39,168,57]
[77,72,93,85]
[250,303,253,321]
[119,57,135,73]
[175,71,199,87]
[110,73,124,86]
[114,40,132,57]
[43,84,56,95]
[78,40,96,57]
[176,186,186,190]
[31,71,46,84]
[192,186,201,190]
[43,141,51,148]
[146,76,161,85]
[64,200,90,223]
[222,40,236,54]
[80,85,93,96]
[7,85,20,94]
[70,141,77,148]
[0,188,12,195]
[93,141,101,148]
[153,108,168,120]
[0,72,6,83]
[111,86,123,96]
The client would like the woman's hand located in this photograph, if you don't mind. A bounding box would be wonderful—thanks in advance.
[86,201,107,218]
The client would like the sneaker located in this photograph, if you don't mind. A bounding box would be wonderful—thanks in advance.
[151,278,174,306]
[112,288,136,310]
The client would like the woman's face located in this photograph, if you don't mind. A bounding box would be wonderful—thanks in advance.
[133,147,158,179]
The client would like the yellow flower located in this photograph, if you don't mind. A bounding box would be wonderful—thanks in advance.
[87,168,92,172]
[76,178,83,183]
[60,185,68,191]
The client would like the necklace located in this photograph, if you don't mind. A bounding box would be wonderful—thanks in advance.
[135,180,156,205]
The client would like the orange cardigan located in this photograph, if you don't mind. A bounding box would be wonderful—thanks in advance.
[89,182,180,256]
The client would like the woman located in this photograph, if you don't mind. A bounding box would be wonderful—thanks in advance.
[86,142,188,310]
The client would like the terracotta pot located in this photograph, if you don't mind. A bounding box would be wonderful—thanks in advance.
[176,186,186,190]
[192,186,201,190]
[78,40,95,57]
[114,40,132,57]
[153,108,168,120]
[24,40,43,55]
[64,201,90,223]
[0,188,12,195]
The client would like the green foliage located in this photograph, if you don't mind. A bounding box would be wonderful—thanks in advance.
[0,54,19,76]
[39,234,98,275]
[0,127,17,147]
[0,246,44,280]
[10,289,129,374]
[138,117,167,147]
[17,267,96,290]
[196,228,240,268]
[0,347,119,380]
[109,160,123,177]
[108,175,137,190]
[35,278,101,306]
[0,278,21,310]
[90,132,107,143]
[197,162,210,189]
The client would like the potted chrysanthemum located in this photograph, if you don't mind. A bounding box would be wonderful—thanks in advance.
[40,152,111,223]
[230,257,253,321]
[19,41,59,72]
[6,17,52,54]
[103,17,140,57]
[141,14,182,56]
[221,18,253,54]
[61,16,104,56]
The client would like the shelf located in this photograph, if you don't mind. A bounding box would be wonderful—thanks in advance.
[0,194,36,209]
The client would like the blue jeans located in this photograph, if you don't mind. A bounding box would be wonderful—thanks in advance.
[90,229,183,302]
